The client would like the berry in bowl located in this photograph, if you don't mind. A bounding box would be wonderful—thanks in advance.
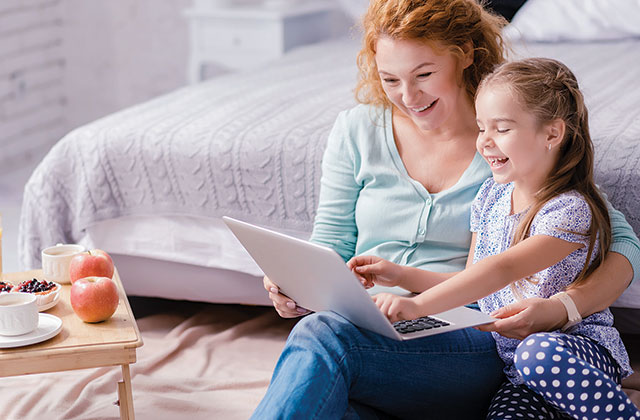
[12,278,61,310]
[0,281,13,294]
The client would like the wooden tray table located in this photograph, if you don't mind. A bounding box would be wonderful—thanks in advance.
[0,269,143,419]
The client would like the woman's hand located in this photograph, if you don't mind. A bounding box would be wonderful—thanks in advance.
[372,293,421,323]
[263,276,310,318]
[347,256,404,289]
[475,297,567,340]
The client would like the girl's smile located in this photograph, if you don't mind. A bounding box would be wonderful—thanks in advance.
[486,156,509,169]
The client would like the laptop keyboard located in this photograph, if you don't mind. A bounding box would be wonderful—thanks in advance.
[393,316,450,334]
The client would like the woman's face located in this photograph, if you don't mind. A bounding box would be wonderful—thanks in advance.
[375,36,471,131]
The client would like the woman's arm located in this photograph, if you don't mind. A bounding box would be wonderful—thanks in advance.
[309,112,360,261]
[565,252,633,318]
[266,111,361,318]
[569,195,639,314]
[478,253,632,339]
[478,201,639,339]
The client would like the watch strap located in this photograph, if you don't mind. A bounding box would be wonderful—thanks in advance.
[552,291,582,332]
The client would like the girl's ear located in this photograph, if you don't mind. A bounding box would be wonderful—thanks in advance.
[545,118,566,149]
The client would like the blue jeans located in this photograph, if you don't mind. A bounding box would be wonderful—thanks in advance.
[251,311,505,420]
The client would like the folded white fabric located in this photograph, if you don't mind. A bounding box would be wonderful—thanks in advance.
[504,0,640,42]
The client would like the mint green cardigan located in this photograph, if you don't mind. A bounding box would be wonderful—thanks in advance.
[310,104,639,285]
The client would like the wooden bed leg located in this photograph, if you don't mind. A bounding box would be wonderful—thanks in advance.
[117,364,135,420]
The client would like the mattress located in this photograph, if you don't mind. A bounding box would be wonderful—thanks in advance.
[19,37,640,307]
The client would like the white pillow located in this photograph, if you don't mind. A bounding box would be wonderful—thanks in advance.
[504,0,640,42]
[336,0,369,22]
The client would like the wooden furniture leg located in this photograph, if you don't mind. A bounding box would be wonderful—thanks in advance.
[118,364,135,420]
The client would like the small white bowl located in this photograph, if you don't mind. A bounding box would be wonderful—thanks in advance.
[0,293,39,336]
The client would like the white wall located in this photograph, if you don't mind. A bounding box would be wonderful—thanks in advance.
[0,0,67,173]
[62,0,191,131]
[0,0,351,175]
[0,0,191,175]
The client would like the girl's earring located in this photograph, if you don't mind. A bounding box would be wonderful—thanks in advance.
[547,144,552,151]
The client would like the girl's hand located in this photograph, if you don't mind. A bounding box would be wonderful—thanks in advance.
[475,297,566,340]
[347,256,403,289]
[263,276,310,318]
[372,293,421,323]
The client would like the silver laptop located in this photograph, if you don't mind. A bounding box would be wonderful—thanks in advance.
[223,216,495,341]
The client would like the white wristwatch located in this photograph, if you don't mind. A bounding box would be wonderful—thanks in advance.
[552,291,582,332]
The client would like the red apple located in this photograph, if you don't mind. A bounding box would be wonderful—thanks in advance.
[70,276,119,323]
[69,249,114,284]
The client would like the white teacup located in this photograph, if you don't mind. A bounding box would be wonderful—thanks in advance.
[0,293,39,336]
[41,243,85,284]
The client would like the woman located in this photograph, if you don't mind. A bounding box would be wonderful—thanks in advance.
[255,1,639,418]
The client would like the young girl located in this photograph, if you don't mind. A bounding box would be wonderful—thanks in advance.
[349,58,638,419]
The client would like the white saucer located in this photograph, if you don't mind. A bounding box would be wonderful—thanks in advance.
[0,313,63,348]
[38,290,61,312]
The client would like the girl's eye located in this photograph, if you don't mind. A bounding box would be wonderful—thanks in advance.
[417,72,432,78]
[478,128,485,133]
[497,128,510,133]
[383,78,398,84]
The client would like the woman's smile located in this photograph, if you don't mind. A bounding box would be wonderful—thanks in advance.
[408,99,438,115]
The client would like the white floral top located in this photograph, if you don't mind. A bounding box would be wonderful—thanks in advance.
[470,178,632,384]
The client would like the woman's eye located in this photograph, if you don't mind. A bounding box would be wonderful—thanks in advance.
[383,78,398,84]
[497,128,510,133]
[417,72,432,78]
[478,128,485,133]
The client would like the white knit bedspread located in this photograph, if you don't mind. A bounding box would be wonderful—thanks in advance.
[19,38,360,269]
[19,37,640,290]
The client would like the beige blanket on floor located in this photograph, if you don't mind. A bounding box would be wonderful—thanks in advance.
[0,303,296,420]
[1,302,638,419]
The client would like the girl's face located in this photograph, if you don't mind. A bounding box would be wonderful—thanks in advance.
[375,36,472,131]
[475,84,556,190]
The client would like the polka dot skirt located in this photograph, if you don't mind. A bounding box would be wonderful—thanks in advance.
[488,333,640,419]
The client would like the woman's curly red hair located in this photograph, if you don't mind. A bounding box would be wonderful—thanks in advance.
[355,0,507,107]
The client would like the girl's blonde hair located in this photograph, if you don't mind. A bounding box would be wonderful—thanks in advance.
[479,58,611,290]
[355,0,507,107]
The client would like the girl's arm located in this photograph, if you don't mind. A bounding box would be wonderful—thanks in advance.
[412,234,582,316]
[349,233,479,293]
[348,255,458,293]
